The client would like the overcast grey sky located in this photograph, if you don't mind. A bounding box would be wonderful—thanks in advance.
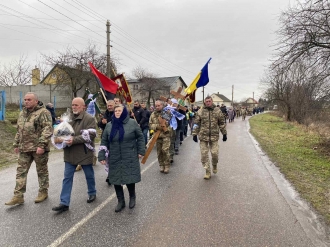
[0,0,291,102]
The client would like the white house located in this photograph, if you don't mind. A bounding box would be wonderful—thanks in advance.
[210,93,231,106]
[245,98,258,107]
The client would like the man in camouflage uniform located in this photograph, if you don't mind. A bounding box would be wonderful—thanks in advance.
[241,107,247,120]
[5,92,53,206]
[149,100,172,174]
[192,96,227,179]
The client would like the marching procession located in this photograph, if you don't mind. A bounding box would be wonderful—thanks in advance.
[4,88,256,214]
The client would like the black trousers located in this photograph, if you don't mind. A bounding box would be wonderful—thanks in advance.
[114,183,135,199]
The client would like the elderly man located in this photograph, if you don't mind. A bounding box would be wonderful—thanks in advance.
[98,100,115,132]
[5,92,53,206]
[192,96,227,179]
[52,97,97,212]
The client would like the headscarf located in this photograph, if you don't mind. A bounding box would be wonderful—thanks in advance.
[109,106,128,142]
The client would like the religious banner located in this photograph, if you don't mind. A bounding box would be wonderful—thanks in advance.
[113,74,133,104]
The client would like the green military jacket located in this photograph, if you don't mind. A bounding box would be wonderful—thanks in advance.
[192,103,227,142]
[14,104,53,152]
[149,110,172,139]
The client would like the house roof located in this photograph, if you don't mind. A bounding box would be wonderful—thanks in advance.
[246,98,258,104]
[127,76,187,88]
[212,93,231,102]
[40,64,94,84]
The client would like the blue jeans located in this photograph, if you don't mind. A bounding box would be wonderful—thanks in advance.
[142,127,149,145]
[60,162,96,206]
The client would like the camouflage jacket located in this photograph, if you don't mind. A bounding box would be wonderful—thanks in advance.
[149,110,172,139]
[192,103,227,142]
[14,104,53,152]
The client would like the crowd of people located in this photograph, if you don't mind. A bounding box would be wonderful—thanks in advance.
[4,92,239,213]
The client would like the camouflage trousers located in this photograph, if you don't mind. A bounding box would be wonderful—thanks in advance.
[156,137,171,167]
[199,140,219,172]
[14,151,49,197]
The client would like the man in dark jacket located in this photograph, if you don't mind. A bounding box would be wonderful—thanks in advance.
[52,97,97,212]
[132,100,148,143]
[140,102,150,145]
[98,100,115,132]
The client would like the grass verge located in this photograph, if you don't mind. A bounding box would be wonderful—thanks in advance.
[249,112,330,225]
[0,121,18,169]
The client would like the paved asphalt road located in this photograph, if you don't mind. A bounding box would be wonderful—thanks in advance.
[0,115,329,247]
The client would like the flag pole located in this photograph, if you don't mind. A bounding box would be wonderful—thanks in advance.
[99,87,108,103]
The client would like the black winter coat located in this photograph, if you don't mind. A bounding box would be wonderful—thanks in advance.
[98,110,114,131]
[98,116,145,185]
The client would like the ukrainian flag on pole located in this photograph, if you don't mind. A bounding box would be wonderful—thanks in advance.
[185,58,212,95]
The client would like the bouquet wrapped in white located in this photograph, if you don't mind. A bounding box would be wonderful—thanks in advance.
[51,109,74,149]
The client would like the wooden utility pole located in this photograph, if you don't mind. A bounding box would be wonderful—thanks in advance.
[253,92,254,100]
[202,86,205,102]
[232,85,234,106]
[106,20,111,78]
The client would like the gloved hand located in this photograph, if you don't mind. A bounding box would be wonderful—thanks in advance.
[193,135,198,143]
[222,134,227,142]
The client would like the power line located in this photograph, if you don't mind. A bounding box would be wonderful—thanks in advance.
[0,22,103,32]
[63,0,105,30]
[0,13,103,21]
[0,24,84,45]
[69,0,197,76]
[57,1,195,78]
[0,4,104,46]
[112,41,193,79]
[0,37,84,45]
[37,0,105,39]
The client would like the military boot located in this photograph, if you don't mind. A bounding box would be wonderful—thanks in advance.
[204,170,211,180]
[5,196,24,206]
[160,166,165,173]
[164,165,170,174]
[212,165,218,174]
[34,191,48,203]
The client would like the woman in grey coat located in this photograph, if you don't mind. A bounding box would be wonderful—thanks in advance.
[98,105,145,212]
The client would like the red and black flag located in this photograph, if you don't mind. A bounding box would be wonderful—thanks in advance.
[88,62,118,100]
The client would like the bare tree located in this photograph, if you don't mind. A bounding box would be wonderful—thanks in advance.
[263,58,330,122]
[132,66,171,107]
[41,44,118,98]
[274,0,330,76]
[0,55,31,86]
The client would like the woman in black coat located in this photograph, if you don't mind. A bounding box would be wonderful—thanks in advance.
[98,105,145,212]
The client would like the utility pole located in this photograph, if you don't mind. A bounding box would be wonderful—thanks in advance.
[253,91,254,100]
[202,86,205,102]
[232,85,234,106]
[106,20,111,78]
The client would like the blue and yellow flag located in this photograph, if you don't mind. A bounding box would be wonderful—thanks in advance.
[185,58,212,95]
